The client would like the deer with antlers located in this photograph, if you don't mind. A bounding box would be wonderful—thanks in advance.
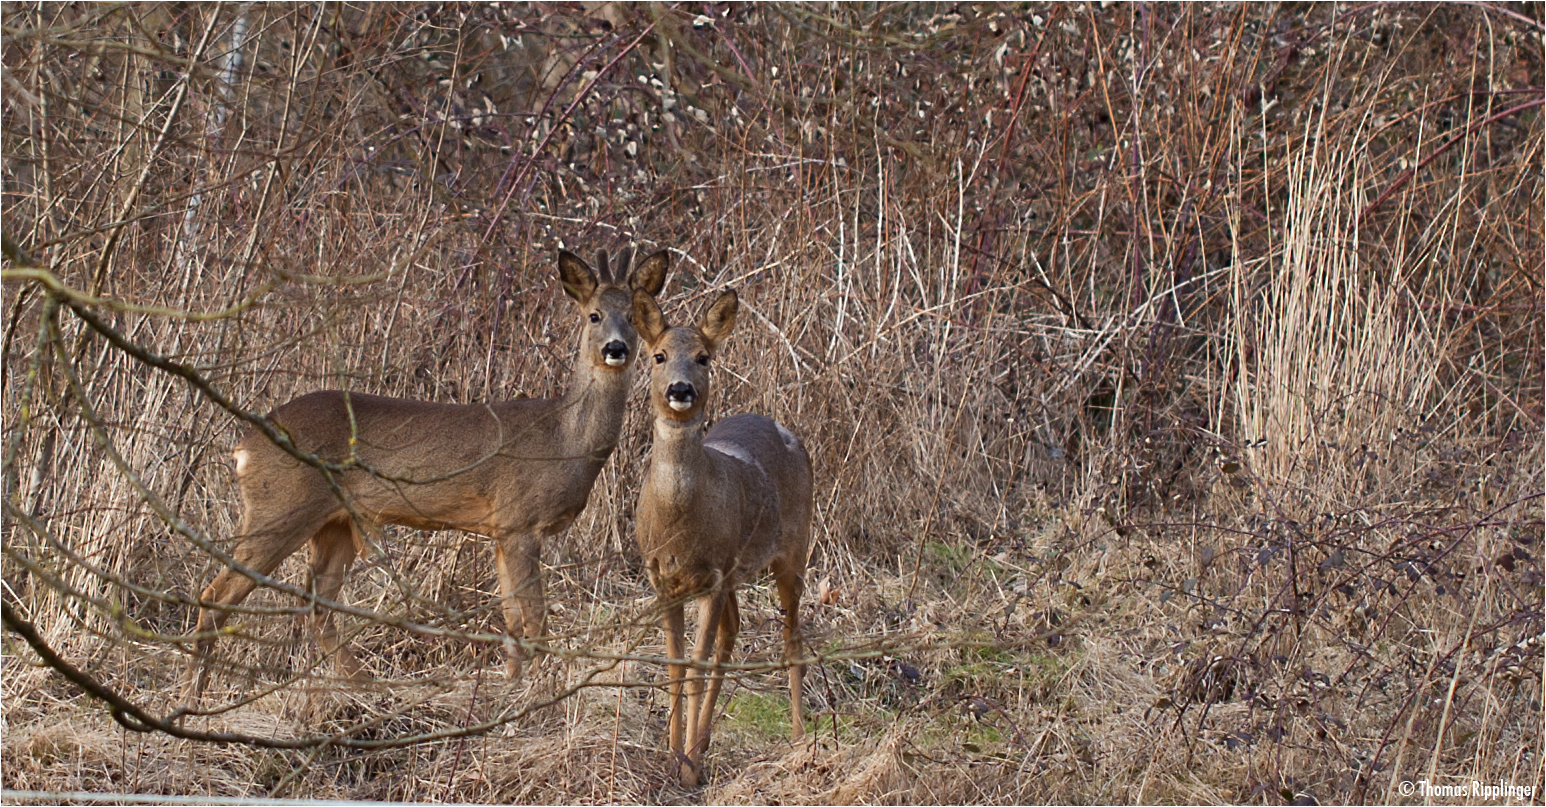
[186,248,669,698]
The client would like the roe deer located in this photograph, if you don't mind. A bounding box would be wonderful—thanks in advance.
[630,288,813,787]
[186,248,669,698]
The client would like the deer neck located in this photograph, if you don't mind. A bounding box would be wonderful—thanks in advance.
[555,362,629,461]
[648,414,713,494]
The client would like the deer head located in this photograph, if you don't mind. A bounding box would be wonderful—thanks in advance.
[558,248,670,373]
[632,289,738,423]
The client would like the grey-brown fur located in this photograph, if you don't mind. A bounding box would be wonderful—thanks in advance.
[186,248,669,697]
[631,288,814,787]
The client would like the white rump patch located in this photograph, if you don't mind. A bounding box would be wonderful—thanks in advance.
[775,422,800,451]
[669,400,693,411]
[233,448,250,476]
[706,441,764,472]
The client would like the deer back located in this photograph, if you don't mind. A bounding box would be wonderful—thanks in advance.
[702,413,813,575]
[234,391,595,536]
[230,247,672,539]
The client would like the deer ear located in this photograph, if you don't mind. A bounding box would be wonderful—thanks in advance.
[632,289,667,345]
[700,290,738,346]
[558,250,598,302]
[630,250,670,297]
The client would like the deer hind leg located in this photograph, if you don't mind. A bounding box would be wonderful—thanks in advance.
[775,567,806,739]
[185,508,330,700]
[493,535,544,679]
[682,588,727,787]
[307,517,366,683]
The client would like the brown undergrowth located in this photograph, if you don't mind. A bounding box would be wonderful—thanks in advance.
[3,3,1541,804]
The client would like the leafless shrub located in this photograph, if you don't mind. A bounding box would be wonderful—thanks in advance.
[3,3,1541,803]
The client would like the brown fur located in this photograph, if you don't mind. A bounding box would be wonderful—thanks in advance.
[186,249,669,698]
[631,289,814,787]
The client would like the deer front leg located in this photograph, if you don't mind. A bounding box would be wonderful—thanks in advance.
[494,535,544,679]
[681,589,727,787]
[662,601,688,763]
[694,592,739,766]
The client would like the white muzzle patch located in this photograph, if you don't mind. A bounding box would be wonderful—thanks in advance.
[605,355,628,367]
[668,399,693,412]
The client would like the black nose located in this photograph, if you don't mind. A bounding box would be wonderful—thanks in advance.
[666,382,696,404]
[601,340,629,365]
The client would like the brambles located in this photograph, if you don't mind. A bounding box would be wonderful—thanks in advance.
[3,3,1541,803]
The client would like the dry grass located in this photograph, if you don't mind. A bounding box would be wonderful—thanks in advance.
[3,3,1542,804]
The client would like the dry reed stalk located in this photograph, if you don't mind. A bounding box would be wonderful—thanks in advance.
[2,3,1539,803]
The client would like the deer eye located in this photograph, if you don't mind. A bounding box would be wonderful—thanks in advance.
[695,354,710,366]
[654,353,666,364]
[589,312,601,323]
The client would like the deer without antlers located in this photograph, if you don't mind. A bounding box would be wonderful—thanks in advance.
[186,248,669,698]
[631,288,814,787]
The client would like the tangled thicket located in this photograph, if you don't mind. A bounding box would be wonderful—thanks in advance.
[2,3,1541,803]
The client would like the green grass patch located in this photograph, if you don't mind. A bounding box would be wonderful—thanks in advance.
[725,689,883,742]
[924,540,971,575]
[722,690,791,739]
